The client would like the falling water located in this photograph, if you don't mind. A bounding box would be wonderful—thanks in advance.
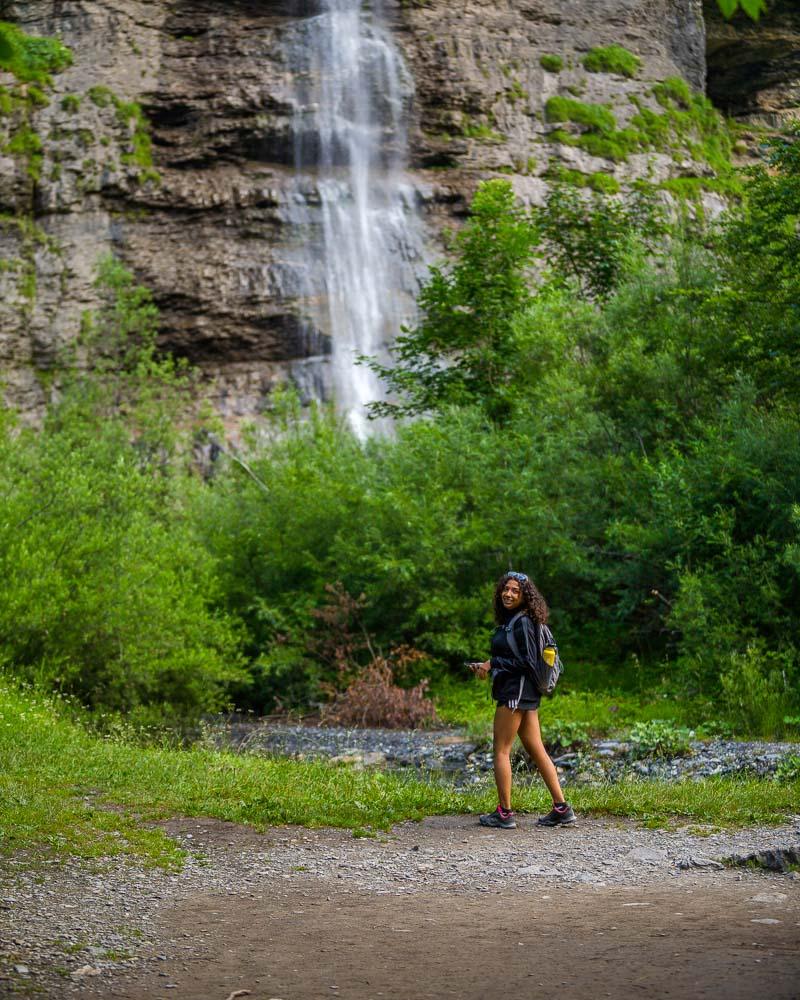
[286,0,426,435]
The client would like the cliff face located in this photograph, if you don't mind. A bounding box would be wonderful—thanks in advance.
[704,0,800,123]
[0,0,753,428]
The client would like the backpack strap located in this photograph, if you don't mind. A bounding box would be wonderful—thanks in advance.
[503,611,527,662]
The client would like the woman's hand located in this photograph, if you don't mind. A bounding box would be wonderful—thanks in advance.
[471,660,491,679]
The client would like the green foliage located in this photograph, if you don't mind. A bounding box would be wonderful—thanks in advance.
[5,123,43,179]
[775,755,800,782]
[363,180,539,421]
[503,79,528,106]
[632,84,736,184]
[60,93,81,113]
[545,719,591,752]
[1,681,796,868]
[88,84,114,108]
[544,165,620,194]
[582,44,641,79]
[544,98,641,163]
[652,77,691,109]
[627,720,693,759]
[459,116,504,142]
[720,646,795,739]
[535,181,666,298]
[0,21,72,85]
[715,0,766,18]
[539,53,563,73]
[545,96,616,132]
[0,259,242,724]
[715,125,800,401]
[545,78,735,177]
[83,85,160,182]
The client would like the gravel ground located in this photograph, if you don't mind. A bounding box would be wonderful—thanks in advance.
[2,811,799,997]
[3,722,799,997]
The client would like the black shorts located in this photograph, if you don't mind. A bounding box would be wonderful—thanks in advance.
[491,670,541,711]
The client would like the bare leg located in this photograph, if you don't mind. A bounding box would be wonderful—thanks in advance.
[492,706,522,811]
[518,710,566,803]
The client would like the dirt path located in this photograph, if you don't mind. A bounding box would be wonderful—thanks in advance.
[3,815,800,999]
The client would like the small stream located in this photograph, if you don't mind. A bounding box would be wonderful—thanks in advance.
[208,719,798,786]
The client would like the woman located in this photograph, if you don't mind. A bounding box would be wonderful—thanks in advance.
[471,571,575,829]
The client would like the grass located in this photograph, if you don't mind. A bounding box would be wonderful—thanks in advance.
[543,80,738,185]
[545,96,616,133]
[0,21,72,86]
[431,674,707,739]
[2,679,797,870]
[539,54,563,73]
[582,44,641,79]
[544,165,620,194]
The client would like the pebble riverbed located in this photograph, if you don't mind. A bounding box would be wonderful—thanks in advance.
[210,720,799,785]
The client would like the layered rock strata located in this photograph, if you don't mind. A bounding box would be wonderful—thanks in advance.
[0,0,752,428]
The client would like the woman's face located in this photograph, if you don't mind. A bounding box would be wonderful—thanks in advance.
[501,578,523,611]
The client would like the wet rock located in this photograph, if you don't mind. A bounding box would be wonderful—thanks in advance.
[726,849,800,874]
[677,856,724,870]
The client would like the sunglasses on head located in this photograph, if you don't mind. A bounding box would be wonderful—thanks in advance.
[506,572,528,583]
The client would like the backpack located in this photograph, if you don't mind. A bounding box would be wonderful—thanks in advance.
[504,612,564,696]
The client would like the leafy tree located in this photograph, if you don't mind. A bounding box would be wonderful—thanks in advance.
[364,180,539,422]
[535,182,667,300]
[0,258,242,725]
[714,126,800,402]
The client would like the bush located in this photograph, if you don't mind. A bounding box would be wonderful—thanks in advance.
[321,659,439,730]
[720,646,795,739]
[544,720,591,753]
[775,755,800,782]
[0,258,243,724]
[628,720,694,759]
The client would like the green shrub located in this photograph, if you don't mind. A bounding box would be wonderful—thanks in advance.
[88,85,114,108]
[0,258,243,724]
[546,166,620,194]
[775,755,800,782]
[582,44,641,79]
[628,720,694,758]
[544,98,643,162]
[539,53,563,73]
[720,646,795,739]
[545,719,591,752]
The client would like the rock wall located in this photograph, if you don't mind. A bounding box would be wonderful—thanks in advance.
[704,0,800,124]
[0,0,758,429]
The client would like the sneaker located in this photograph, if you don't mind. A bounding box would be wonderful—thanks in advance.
[479,807,517,829]
[537,803,576,827]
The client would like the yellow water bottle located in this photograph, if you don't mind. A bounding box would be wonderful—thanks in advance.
[542,646,556,667]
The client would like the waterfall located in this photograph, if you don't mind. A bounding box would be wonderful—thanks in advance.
[285,0,425,435]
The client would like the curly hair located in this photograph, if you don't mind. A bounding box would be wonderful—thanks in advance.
[493,573,549,625]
